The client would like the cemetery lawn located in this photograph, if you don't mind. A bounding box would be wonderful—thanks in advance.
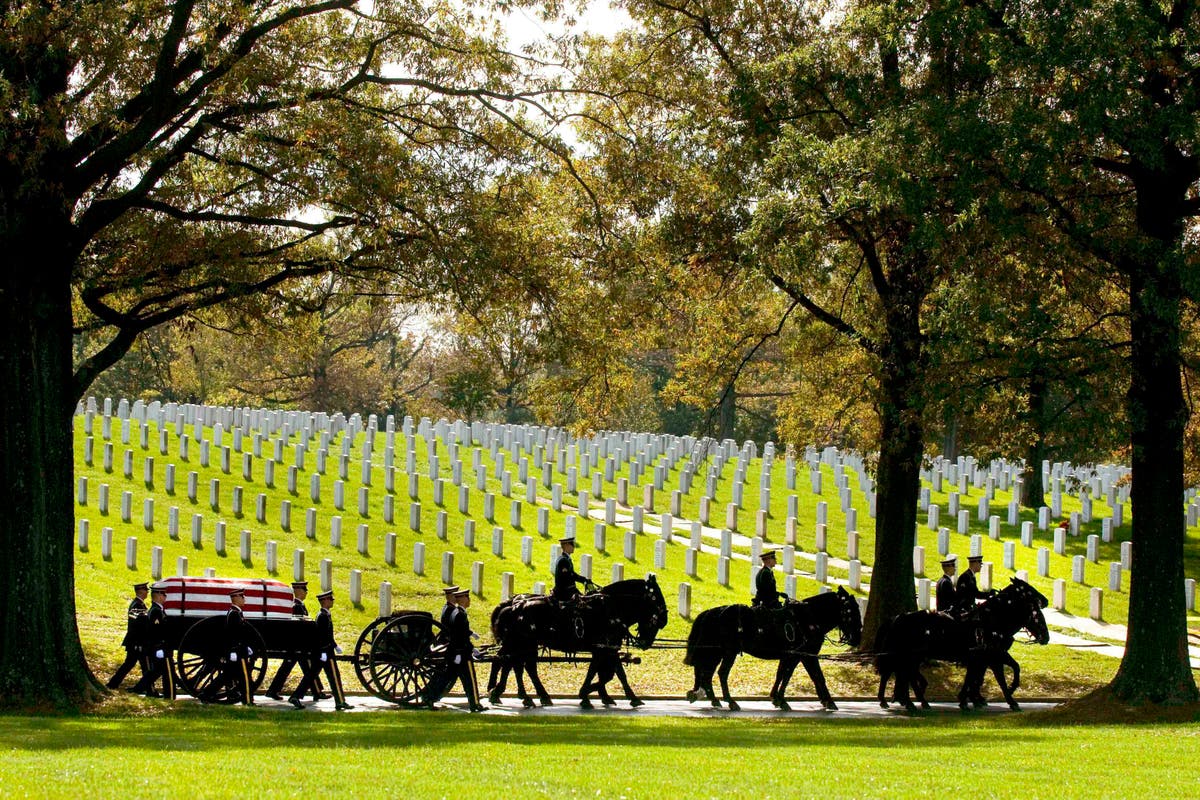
[1,707,1198,799]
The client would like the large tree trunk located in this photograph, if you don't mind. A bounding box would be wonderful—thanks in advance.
[1021,368,1047,510]
[861,297,925,649]
[0,229,99,707]
[1108,181,1198,703]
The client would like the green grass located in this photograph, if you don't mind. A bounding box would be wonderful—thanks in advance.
[2,707,1198,798]
[72,411,1200,698]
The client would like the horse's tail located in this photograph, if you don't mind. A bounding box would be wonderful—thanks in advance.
[873,615,894,674]
[491,599,512,644]
[684,607,718,666]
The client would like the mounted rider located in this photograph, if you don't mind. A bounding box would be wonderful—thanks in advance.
[935,556,958,613]
[753,549,788,609]
[552,536,590,603]
[951,554,996,618]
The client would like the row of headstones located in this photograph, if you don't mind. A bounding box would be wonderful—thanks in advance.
[923,500,1124,541]
[916,526,1135,581]
[922,455,1132,505]
[80,397,732,492]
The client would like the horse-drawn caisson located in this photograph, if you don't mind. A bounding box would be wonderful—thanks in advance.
[113,571,1049,711]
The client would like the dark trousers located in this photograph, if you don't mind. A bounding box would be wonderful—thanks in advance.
[267,658,324,697]
[222,656,254,705]
[293,655,346,705]
[108,648,148,689]
[453,657,480,709]
[144,650,177,699]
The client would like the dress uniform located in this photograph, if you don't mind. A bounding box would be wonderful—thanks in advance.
[935,557,958,613]
[142,584,177,699]
[108,582,149,690]
[224,588,255,705]
[753,550,785,609]
[552,537,589,602]
[952,555,993,617]
[266,581,322,700]
[290,590,352,710]
[446,588,483,712]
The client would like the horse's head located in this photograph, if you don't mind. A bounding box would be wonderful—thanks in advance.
[599,575,668,648]
[634,574,668,648]
[1008,577,1050,610]
[1024,606,1050,645]
[835,586,863,647]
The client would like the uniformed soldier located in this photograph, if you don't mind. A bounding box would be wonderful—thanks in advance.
[108,582,149,690]
[440,585,460,629]
[446,588,483,712]
[289,590,352,710]
[952,555,995,617]
[224,588,255,705]
[552,536,589,602]
[141,583,177,699]
[753,549,787,609]
[935,556,958,613]
[265,581,322,700]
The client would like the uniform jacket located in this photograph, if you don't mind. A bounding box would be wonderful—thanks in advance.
[935,575,957,612]
[313,606,337,657]
[553,553,587,598]
[754,566,782,608]
[145,601,168,651]
[445,605,474,655]
[122,597,148,648]
[953,569,989,615]
[224,604,252,657]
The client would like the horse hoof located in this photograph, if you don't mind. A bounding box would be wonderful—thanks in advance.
[487,692,501,705]
[903,703,917,713]
[602,697,616,707]
[630,698,645,708]
[686,690,698,703]
[822,701,837,712]
[710,700,721,709]
[540,697,553,707]
[920,702,931,710]
[974,699,988,709]
[777,701,791,712]
[580,699,594,710]
[728,701,741,712]
[1009,703,1022,712]
[522,698,535,709]
[959,702,970,711]
[879,702,889,710]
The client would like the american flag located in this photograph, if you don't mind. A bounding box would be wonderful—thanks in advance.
[154,576,295,618]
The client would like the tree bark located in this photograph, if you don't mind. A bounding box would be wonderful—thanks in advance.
[1021,368,1047,510]
[1109,177,1199,703]
[718,382,737,441]
[0,225,100,707]
[861,289,925,649]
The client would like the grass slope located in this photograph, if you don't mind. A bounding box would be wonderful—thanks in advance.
[72,408,1200,698]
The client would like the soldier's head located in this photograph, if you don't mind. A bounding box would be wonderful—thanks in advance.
[760,549,778,568]
[968,555,983,574]
[317,590,334,609]
[453,588,471,609]
[229,587,246,607]
[133,582,149,600]
[150,584,167,604]
[442,586,460,605]
[559,536,576,554]
[941,557,957,576]
[292,581,308,601]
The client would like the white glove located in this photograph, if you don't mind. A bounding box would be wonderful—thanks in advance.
[155,649,164,659]
[320,652,328,662]
[246,647,253,657]
[472,648,482,660]
[470,632,480,641]
[335,646,343,655]
[454,654,462,665]
[229,652,238,662]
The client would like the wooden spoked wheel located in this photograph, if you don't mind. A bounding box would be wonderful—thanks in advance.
[366,613,446,705]
[352,615,397,695]
[176,616,267,703]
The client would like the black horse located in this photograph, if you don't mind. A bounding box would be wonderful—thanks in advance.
[486,576,668,709]
[875,577,1050,711]
[684,586,862,711]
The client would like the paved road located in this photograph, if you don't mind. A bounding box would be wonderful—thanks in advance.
[231,694,1059,717]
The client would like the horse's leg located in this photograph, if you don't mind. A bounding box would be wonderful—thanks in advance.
[896,663,918,712]
[579,658,598,709]
[595,654,618,706]
[772,658,799,711]
[958,662,984,709]
[486,660,506,705]
[526,658,552,706]
[877,655,892,709]
[686,663,704,703]
[800,654,836,711]
[611,657,643,707]
[993,654,1021,711]
[717,652,740,711]
[769,660,785,707]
